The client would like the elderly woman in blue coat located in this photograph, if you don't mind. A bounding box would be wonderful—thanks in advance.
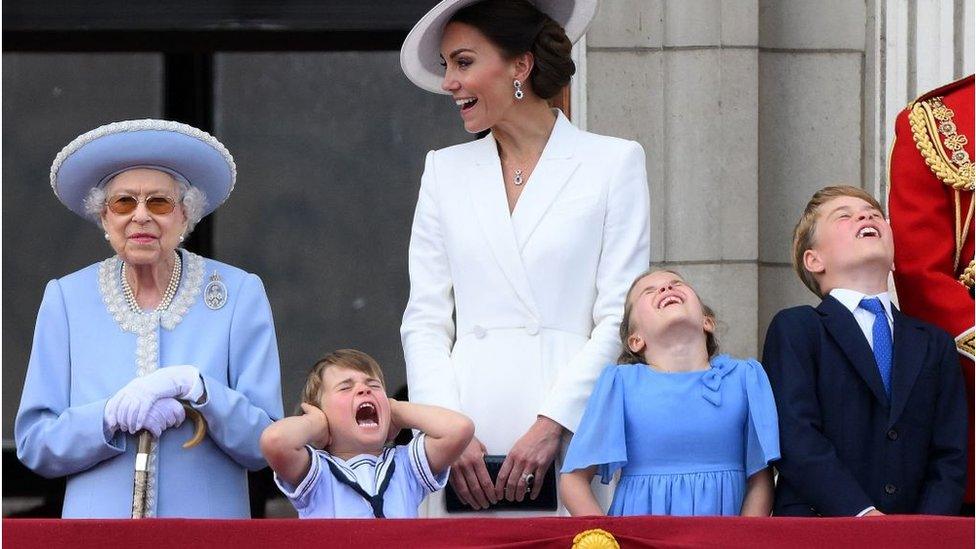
[14,120,284,518]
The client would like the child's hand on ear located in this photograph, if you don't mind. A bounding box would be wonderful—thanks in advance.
[299,403,331,449]
[387,398,404,443]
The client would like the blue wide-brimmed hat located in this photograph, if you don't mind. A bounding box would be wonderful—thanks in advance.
[50,119,236,221]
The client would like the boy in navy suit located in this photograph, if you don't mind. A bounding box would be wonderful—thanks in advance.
[763,185,967,516]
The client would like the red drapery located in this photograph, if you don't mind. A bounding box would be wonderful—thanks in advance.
[4,516,973,548]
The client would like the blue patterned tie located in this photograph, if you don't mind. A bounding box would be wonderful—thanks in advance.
[859,297,892,397]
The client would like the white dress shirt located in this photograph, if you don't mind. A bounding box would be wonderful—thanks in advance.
[829,288,894,350]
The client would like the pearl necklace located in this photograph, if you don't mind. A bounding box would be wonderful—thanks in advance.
[121,251,182,313]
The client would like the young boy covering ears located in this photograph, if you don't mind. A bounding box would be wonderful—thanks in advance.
[261,349,474,518]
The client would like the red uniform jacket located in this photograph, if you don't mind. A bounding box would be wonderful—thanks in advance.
[889,74,974,504]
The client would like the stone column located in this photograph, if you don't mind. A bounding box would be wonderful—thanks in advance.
[586,0,760,357]
[756,1,869,345]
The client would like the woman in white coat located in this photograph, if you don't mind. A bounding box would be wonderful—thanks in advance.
[399,0,650,515]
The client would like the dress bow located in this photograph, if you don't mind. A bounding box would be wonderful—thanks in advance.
[699,356,738,406]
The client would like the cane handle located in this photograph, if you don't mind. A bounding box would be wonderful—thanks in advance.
[182,404,208,449]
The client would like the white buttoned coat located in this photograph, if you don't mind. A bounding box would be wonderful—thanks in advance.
[401,111,650,513]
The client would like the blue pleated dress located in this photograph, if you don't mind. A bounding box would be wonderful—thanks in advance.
[561,355,780,516]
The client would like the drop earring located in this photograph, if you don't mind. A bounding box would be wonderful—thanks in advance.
[513,79,524,100]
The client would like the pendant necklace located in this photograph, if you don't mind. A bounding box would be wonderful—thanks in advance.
[500,149,530,186]
[502,157,526,186]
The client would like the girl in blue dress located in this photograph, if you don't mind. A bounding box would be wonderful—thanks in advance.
[560,269,780,516]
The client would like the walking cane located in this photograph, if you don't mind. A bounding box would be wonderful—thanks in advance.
[131,404,208,518]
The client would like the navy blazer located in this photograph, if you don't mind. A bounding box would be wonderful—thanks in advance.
[762,295,967,516]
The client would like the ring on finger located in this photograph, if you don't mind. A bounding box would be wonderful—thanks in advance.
[521,472,535,494]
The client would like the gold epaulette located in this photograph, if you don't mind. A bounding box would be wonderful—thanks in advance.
[909,96,975,191]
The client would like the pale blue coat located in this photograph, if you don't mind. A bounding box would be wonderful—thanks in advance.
[15,250,284,518]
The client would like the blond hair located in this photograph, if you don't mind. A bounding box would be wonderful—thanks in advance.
[617,269,719,364]
[300,349,386,410]
[791,185,885,297]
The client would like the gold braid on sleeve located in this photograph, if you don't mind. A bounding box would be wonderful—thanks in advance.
[909,98,975,191]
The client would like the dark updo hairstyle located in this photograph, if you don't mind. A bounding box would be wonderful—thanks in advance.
[449,0,576,100]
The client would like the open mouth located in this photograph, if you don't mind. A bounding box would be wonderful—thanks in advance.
[355,402,379,428]
[456,97,478,112]
[658,295,683,309]
[856,226,880,239]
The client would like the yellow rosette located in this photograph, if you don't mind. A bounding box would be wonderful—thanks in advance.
[572,528,620,549]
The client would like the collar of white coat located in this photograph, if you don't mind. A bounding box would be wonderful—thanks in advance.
[474,108,579,165]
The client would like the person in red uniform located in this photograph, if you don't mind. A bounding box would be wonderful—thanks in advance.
[889,74,974,513]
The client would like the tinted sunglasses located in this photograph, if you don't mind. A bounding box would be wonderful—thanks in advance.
[106,194,178,215]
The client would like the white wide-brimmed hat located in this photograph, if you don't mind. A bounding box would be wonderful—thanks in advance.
[400,0,599,94]
[50,119,236,221]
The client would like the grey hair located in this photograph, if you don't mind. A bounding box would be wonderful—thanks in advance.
[83,186,108,222]
[178,181,208,233]
[83,175,209,235]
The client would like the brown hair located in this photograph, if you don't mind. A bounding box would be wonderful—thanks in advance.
[300,349,386,409]
[450,0,576,100]
[617,269,720,364]
[791,185,885,297]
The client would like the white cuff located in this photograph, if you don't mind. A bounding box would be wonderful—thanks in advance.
[273,446,320,511]
[407,433,449,494]
[856,506,877,517]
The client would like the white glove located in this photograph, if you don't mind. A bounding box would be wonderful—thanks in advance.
[104,366,200,434]
[140,398,187,437]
